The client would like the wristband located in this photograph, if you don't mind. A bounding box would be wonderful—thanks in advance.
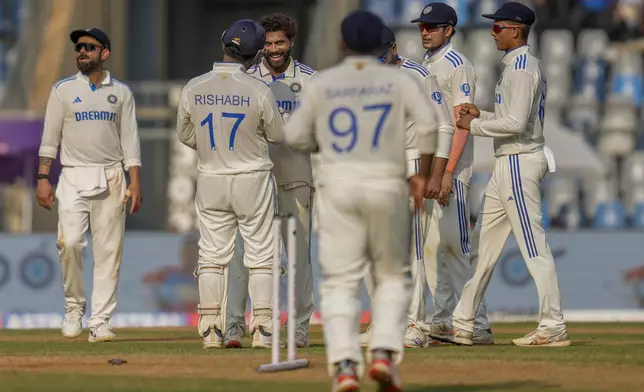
[37,174,49,180]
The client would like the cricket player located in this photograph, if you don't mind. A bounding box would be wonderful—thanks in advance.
[360,25,453,349]
[285,10,440,392]
[176,19,285,349]
[452,2,570,347]
[36,28,142,342]
[413,2,494,345]
[226,13,315,349]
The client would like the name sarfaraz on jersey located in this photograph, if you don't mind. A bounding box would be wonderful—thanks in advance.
[325,83,393,100]
[194,94,250,107]
[74,111,117,122]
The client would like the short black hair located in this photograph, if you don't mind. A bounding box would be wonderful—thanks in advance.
[259,13,297,40]
[223,44,254,62]
[520,25,531,40]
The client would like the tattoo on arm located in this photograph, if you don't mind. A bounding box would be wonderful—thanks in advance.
[38,157,53,175]
[39,157,53,167]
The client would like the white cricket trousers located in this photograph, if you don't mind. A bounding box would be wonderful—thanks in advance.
[227,183,315,333]
[318,178,411,375]
[195,171,275,336]
[423,179,491,330]
[55,166,126,328]
[453,152,566,334]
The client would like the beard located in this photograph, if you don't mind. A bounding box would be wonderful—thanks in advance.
[264,48,291,70]
[76,57,101,74]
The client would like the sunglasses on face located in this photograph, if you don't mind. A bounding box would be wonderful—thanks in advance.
[418,23,449,32]
[492,24,520,34]
[74,43,101,53]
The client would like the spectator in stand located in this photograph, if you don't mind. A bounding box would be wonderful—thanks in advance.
[609,0,644,41]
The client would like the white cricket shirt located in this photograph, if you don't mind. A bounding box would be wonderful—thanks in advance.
[38,71,141,169]
[423,42,476,186]
[470,46,546,157]
[248,57,315,187]
[284,56,438,184]
[176,62,285,175]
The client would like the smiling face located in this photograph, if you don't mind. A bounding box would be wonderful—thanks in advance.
[75,35,109,73]
[263,30,292,69]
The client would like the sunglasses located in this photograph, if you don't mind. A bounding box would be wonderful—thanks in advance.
[492,24,520,34]
[74,43,101,53]
[418,23,449,32]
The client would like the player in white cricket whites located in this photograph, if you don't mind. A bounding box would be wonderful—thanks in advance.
[285,11,439,392]
[413,2,494,345]
[176,19,285,349]
[359,25,454,349]
[36,28,142,342]
[453,2,570,347]
[226,13,315,349]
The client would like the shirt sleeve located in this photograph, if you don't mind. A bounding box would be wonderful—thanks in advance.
[424,74,453,159]
[260,88,286,143]
[450,65,476,106]
[120,89,142,169]
[403,73,437,155]
[176,84,196,150]
[479,110,495,121]
[38,88,64,159]
[284,82,318,152]
[470,70,535,138]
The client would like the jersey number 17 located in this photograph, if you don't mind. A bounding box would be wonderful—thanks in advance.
[200,112,246,150]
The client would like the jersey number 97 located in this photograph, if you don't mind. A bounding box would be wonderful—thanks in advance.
[328,103,392,153]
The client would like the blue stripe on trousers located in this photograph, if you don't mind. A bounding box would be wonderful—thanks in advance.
[454,179,470,254]
[413,159,423,261]
[509,155,538,258]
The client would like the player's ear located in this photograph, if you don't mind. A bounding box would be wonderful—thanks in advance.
[101,48,110,62]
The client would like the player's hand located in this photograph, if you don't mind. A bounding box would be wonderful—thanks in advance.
[408,175,427,213]
[459,103,480,118]
[456,114,475,130]
[424,174,441,200]
[438,170,453,207]
[36,179,54,210]
[124,184,142,214]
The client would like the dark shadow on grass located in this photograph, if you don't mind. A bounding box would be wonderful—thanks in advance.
[114,337,200,343]
[405,381,559,391]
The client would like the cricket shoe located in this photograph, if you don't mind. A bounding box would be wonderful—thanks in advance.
[61,308,83,339]
[202,326,224,348]
[473,328,495,345]
[332,360,360,392]
[404,322,428,348]
[427,321,454,343]
[251,326,275,348]
[224,324,244,348]
[511,329,571,347]
[452,328,474,346]
[88,323,115,343]
[360,324,372,348]
[369,349,402,392]
[295,329,309,348]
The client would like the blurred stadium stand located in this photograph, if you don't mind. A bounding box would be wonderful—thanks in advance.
[2,0,644,232]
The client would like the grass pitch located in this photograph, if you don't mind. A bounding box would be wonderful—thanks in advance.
[1,323,643,391]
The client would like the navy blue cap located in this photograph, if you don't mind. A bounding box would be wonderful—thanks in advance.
[482,1,536,26]
[411,2,458,26]
[381,25,396,47]
[341,11,385,54]
[222,19,266,58]
[70,28,111,50]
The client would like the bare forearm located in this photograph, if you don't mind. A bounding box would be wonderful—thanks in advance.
[127,166,141,187]
[430,157,448,181]
[38,156,53,176]
[446,129,469,173]
[419,154,433,179]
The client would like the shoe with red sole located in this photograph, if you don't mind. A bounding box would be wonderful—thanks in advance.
[333,360,360,392]
[369,350,402,392]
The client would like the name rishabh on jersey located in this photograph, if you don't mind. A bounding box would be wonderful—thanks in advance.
[38,71,141,170]
[397,56,454,163]
[422,42,476,186]
[248,58,316,186]
[284,56,438,184]
[176,62,285,176]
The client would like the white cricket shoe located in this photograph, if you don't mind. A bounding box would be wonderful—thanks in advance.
[360,324,372,348]
[295,330,309,348]
[61,308,83,339]
[473,328,495,345]
[428,321,453,343]
[224,324,244,348]
[512,329,571,347]
[88,323,115,343]
[404,322,428,348]
[203,326,224,349]
[252,326,273,348]
[452,328,473,346]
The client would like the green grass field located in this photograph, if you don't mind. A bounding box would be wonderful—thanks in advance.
[1,323,643,391]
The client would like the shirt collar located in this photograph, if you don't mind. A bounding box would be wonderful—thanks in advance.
[258,57,296,78]
[423,42,453,64]
[76,71,112,89]
[342,55,381,67]
[212,62,246,72]
[502,45,531,65]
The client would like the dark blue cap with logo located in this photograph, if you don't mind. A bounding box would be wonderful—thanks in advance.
[341,10,385,54]
[382,25,396,47]
[482,1,536,26]
[411,2,458,26]
[221,19,266,58]
[70,28,111,50]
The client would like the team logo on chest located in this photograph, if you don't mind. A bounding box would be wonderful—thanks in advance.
[431,91,443,104]
[107,94,118,104]
[289,82,302,93]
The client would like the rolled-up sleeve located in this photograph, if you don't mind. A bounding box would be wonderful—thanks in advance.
[403,73,437,155]
[424,74,453,158]
[39,88,64,159]
[120,90,142,169]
